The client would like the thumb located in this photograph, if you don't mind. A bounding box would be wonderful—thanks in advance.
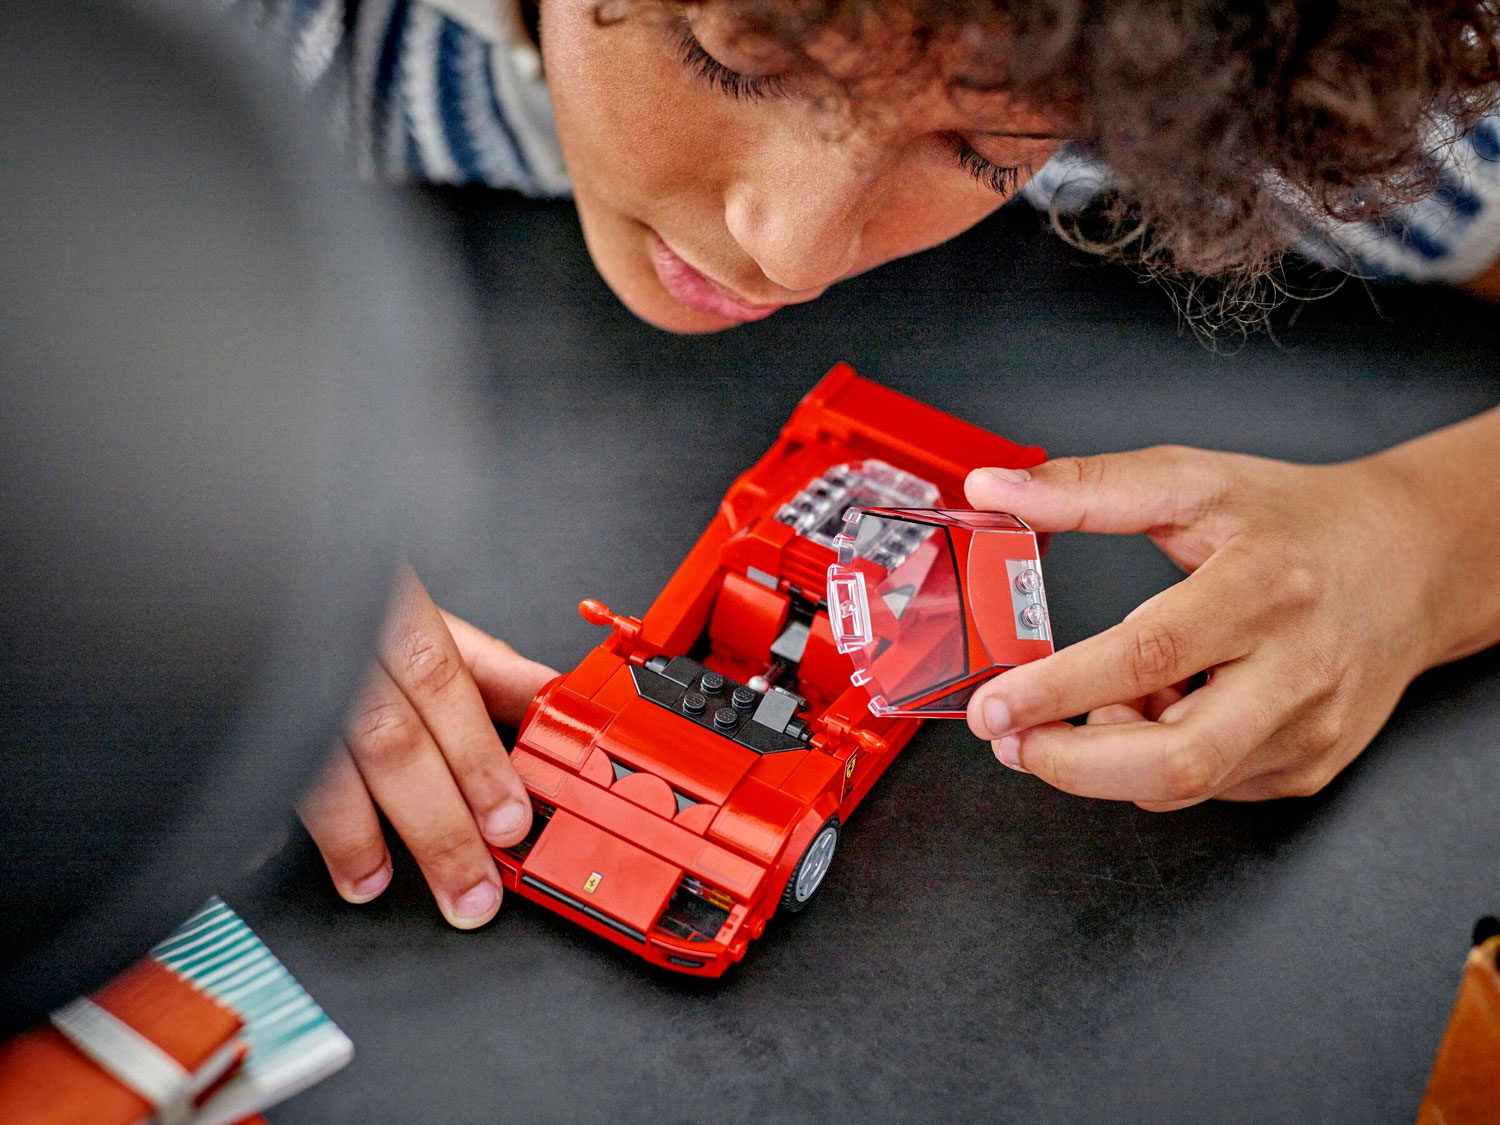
[964,446,1220,535]
[440,610,559,726]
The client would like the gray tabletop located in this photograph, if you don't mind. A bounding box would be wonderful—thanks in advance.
[238,195,1500,1123]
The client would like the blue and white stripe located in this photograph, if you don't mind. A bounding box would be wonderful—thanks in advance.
[1026,120,1500,284]
[290,0,345,90]
[1301,118,1500,282]
[153,897,353,1124]
[234,0,569,196]
[358,0,570,195]
[226,0,347,93]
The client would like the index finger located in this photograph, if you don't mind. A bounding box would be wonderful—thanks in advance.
[380,570,531,848]
[440,609,558,726]
[967,553,1250,739]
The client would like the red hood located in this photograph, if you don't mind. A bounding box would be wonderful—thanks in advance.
[595,696,760,807]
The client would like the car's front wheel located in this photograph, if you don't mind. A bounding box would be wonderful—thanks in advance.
[779,817,840,914]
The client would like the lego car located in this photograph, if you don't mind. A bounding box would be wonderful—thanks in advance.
[493,364,1048,976]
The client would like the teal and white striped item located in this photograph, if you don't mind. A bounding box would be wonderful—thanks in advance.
[152,897,353,1125]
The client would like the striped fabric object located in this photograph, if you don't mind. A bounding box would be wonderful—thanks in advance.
[152,897,353,1125]
[359,0,570,194]
[224,0,348,96]
[1024,122,1500,285]
[1300,119,1500,283]
[230,0,570,196]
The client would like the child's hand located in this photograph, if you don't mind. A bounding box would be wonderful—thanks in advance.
[963,446,1441,810]
[296,567,556,926]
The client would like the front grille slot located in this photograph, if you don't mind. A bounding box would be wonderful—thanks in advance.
[520,874,646,943]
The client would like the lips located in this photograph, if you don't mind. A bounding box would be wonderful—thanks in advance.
[649,233,784,323]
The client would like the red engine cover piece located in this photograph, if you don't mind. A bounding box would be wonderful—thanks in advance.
[523,810,681,938]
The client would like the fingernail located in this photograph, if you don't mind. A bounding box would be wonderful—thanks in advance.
[349,861,391,903]
[483,800,529,844]
[983,696,1012,737]
[450,879,501,925]
[995,734,1025,772]
[983,466,1031,485]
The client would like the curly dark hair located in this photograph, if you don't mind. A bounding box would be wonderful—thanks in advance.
[604,0,1500,334]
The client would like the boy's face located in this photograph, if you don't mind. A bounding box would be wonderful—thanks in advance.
[540,0,1061,334]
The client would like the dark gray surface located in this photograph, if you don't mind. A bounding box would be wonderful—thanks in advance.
[240,196,1500,1123]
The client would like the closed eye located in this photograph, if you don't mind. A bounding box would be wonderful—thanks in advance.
[953,137,1028,196]
[674,20,789,101]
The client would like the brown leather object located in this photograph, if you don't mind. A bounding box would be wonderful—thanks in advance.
[1419,934,1500,1123]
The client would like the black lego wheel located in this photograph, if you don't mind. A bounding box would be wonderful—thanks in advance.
[779,817,841,914]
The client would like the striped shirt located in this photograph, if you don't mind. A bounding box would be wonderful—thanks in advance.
[233,0,569,197]
[241,0,1500,284]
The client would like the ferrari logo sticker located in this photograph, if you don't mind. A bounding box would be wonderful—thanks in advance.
[583,872,603,894]
[842,753,857,797]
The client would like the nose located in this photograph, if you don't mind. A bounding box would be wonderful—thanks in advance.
[724,139,876,295]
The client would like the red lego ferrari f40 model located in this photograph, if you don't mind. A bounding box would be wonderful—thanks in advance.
[494,364,1050,976]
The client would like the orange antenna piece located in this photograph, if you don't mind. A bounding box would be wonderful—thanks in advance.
[578,598,615,627]
[578,598,642,644]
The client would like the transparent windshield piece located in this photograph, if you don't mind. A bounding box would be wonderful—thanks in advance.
[826,508,1054,718]
[775,460,939,551]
